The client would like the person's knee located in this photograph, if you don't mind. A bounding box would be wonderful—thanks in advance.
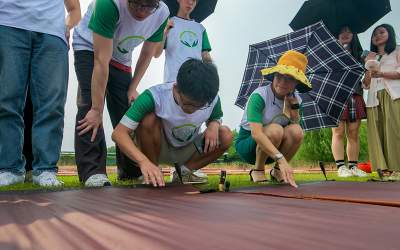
[287,124,304,143]
[347,127,359,142]
[263,124,284,144]
[218,125,233,150]
[332,126,345,140]
[137,113,159,132]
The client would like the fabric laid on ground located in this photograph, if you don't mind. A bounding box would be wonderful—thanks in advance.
[1,185,400,250]
[232,181,400,207]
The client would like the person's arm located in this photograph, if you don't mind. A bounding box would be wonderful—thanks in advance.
[204,97,223,153]
[64,0,81,43]
[154,19,174,58]
[247,94,297,187]
[201,30,212,62]
[372,71,400,80]
[249,122,297,188]
[77,34,113,141]
[127,18,168,103]
[112,90,165,187]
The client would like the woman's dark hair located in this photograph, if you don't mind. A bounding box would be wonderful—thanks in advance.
[176,58,219,105]
[370,24,397,55]
[337,26,363,63]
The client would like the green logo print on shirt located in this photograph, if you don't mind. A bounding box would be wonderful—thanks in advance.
[117,36,145,54]
[179,31,199,48]
[171,123,199,143]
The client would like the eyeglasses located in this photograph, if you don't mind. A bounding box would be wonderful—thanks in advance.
[128,0,159,14]
[177,91,211,111]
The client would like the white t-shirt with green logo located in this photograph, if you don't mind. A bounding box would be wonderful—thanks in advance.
[120,82,222,147]
[240,85,302,130]
[72,0,169,67]
[163,16,211,83]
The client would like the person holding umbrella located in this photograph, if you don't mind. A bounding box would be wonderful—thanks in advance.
[154,0,212,83]
[363,24,400,181]
[235,50,313,187]
[331,26,368,178]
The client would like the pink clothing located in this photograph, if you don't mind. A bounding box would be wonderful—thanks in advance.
[365,46,400,107]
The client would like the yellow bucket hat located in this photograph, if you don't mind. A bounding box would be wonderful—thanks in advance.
[260,50,312,93]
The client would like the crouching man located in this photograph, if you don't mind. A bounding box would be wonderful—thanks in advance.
[112,59,233,187]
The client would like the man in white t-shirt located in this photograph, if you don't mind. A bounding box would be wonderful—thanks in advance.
[72,0,169,187]
[112,59,232,187]
[154,0,212,83]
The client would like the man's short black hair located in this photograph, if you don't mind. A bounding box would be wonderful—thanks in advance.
[176,58,219,105]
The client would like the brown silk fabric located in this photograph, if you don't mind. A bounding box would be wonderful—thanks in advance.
[1,184,400,249]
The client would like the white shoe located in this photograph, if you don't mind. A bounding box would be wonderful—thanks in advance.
[0,172,25,186]
[193,169,208,178]
[170,167,208,184]
[350,167,368,177]
[337,166,352,178]
[85,174,111,187]
[33,171,63,187]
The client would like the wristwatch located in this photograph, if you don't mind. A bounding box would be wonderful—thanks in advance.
[273,153,284,161]
[290,103,300,110]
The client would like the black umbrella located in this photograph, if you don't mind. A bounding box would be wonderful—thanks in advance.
[290,0,391,35]
[162,0,218,23]
[235,22,365,131]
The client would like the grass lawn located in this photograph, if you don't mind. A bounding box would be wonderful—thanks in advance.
[0,172,378,193]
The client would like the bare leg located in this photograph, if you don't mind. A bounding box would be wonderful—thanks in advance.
[255,124,284,170]
[331,121,345,161]
[135,113,161,165]
[279,124,304,161]
[185,126,233,170]
[346,119,361,162]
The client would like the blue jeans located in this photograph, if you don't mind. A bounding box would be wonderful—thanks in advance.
[0,25,68,176]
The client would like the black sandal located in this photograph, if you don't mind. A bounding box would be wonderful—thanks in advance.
[249,169,268,183]
[270,166,284,183]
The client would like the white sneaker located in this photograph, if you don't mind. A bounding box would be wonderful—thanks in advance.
[337,166,352,178]
[193,169,208,178]
[33,171,63,187]
[350,167,368,177]
[170,167,208,184]
[0,172,25,186]
[85,174,111,187]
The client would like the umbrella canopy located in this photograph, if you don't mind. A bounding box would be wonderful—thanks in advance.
[235,22,365,131]
[162,0,218,23]
[290,0,391,35]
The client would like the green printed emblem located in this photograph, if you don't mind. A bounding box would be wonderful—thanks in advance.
[179,31,199,48]
[117,36,145,54]
[171,123,199,143]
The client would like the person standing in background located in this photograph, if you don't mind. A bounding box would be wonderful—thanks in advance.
[0,0,81,187]
[331,26,368,178]
[363,24,400,181]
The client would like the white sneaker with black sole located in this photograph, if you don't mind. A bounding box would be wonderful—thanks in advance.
[85,174,111,187]
[337,166,353,178]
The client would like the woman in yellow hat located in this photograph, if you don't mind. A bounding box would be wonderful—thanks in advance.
[235,50,312,187]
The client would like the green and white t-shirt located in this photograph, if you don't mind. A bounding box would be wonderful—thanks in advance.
[72,0,169,67]
[163,16,211,83]
[120,82,222,147]
[240,85,302,130]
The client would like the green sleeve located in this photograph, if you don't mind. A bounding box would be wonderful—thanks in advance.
[246,93,265,124]
[208,97,223,121]
[88,0,119,39]
[202,30,211,52]
[147,18,168,42]
[125,90,155,122]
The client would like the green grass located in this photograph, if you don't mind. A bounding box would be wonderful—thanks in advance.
[0,172,378,193]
